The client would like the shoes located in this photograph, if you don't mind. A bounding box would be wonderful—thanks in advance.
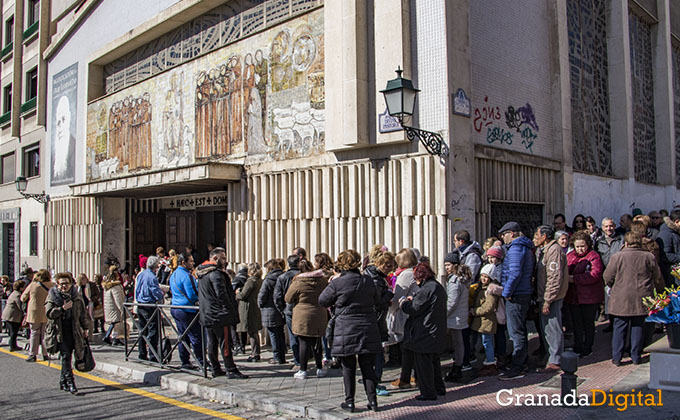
[498,369,526,380]
[9,345,20,352]
[294,370,308,379]
[59,380,67,391]
[67,380,78,395]
[461,363,472,372]
[316,369,326,378]
[181,363,196,370]
[246,356,261,362]
[291,365,301,372]
[211,369,226,378]
[112,339,124,346]
[579,350,593,358]
[232,346,244,355]
[340,402,355,413]
[444,366,462,382]
[415,395,437,401]
[42,354,50,362]
[612,360,622,367]
[103,337,112,345]
[390,379,411,389]
[536,363,561,374]
[632,359,641,365]
[377,388,390,396]
[367,401,379,411]
[469,356,478,364]
[26,355,36,363]
[376,384,387,391]
[478,365,498,376]
[268,359,286,365]
[227,370,249,379]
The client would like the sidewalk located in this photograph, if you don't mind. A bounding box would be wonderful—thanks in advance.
[4,324,680,420]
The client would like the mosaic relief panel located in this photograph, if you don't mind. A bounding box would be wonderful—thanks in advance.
[87,8,325,181]
[567,0,612,175]
[629,12,657,184]
[673,46,680,189]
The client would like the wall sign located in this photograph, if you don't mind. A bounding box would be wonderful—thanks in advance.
[379,108,403,133]
[160,192,229,210]
[452,88,471,117]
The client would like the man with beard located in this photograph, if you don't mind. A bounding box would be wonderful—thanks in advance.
[52,95,75,185]
[197,247,247,379]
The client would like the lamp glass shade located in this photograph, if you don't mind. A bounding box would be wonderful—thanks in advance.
[15,176,27,192]
[383,89,404,117]
[402,87,417,117]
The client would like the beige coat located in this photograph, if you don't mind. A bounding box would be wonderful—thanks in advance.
[21,280,55,324]
[536,240,569,303]
[470,283,499,334]
[103,280,125,323]
[285,270,329,337]
[2,290,24,323]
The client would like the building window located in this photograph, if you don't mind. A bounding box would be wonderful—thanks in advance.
[27,0,40,26]
[4,17,13,46]
[23,144,39,177]
[25,68,37,101]
[1,153,15,184]
[3,84,11,114]
[29,221,38,256]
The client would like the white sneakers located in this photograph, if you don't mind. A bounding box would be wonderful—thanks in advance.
[316,369,327,378]
[294,370,307,379]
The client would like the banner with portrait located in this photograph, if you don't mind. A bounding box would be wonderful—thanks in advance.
[51,63,78,186]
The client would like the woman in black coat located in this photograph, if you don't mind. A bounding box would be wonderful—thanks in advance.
[319,250,381,413]
[400,262,448,401]
[257,259,286,364]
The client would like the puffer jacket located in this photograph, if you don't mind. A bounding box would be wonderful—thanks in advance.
[197,262,239,328]
[445,273,469,329]
[318,269,381,356]
[102,279,125,323]
[566,249,604,305]
[500,236,535,298]
[470,282,499,334]
[657,217,680,286]
[402,277,448,354]
[285,270,328,337]
[274,267,301,316]
[257,269,284,328]
[236,275,262,334]
[363,265,394,342]
[231,266,249,291]
[460,241,484,280]
[45,286,90,360]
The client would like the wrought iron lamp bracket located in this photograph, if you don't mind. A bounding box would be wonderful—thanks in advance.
[20,191,49,204]
[401,125,447,157]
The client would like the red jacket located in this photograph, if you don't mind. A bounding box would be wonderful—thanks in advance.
[566,249,604,305]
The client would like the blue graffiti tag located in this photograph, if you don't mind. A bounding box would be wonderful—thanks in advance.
[520,126,537,153]
[504,102,539,153]
[486,126,513,146]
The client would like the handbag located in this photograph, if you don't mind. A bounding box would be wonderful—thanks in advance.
[325,277,363,346]
[75,340,96,372]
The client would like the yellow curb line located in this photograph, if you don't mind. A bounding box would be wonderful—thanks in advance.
[0,347,246,420]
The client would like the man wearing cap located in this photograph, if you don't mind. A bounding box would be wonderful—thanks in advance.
[533,225,569,374]
[497,221,535,380]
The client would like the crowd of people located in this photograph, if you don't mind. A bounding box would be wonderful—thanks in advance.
[0,208,676,411]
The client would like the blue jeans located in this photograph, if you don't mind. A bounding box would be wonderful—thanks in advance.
[267,325,286,363]
[285,313,300,365]
[505,294,531,371]
[322,336,332,360]
[481,333,495,364]
[171,309,204,366]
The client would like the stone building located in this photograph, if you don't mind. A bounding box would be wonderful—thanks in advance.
[37,0,680,279]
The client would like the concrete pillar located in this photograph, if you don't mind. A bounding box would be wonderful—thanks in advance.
[607,0,635,180]
[653,0,675,186]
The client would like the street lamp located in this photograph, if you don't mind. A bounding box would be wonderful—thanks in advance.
[15,176,49,203]
[381,67,446,157]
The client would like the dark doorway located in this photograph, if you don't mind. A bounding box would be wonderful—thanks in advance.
[166,211,197,256]
[490,201,544,238]
[196,210,226,263]
[132,212,165,263]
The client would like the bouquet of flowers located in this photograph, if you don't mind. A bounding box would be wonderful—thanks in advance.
[671,263,680,281]
[643,285,680,324]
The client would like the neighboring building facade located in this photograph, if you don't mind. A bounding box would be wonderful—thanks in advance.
[0,0,48,280]
[37,0,680,280]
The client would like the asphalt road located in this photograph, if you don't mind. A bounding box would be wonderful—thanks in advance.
[0,348,290,420]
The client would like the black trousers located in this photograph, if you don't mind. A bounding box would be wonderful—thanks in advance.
[59,335,75,385]
[399,346,416,382]
[413,352,446,399]
[462,327,471,364]
[7,321,20,349]
[612,315,645,363]
[340,354,378,404]
[568,303,598,354]
[137,306,160,360]
[205,325,237,372]
[299,336,322,371]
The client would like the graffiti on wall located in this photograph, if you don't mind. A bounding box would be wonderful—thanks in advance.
[86,9,325,181]
[475,97,539,153]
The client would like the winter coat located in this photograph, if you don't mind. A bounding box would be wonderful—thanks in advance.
[2,290,24,323]
[500,236,535,298]
[274,267,301,316]
[401,277,448,354]
[169,266,199,312]
[487,283,506,325]
[445,273,469,329]
[460,241,484,280]
[387,268,416,342]
[231,266,248,291]
[45,286,90,360]
[566,249,604,305]
[657,217,680,285]
[363,265,394,342]
[470,282,499,334]
[21,280,55,324]
[536,240,569,303]
[318,269,381,356]
[595,233,623,268]
[236,275,262,334]
[285,270,329,337]
[197,263,239,328]
[102,279,125,323]
[257,269,285,328]
[604,247,663,317]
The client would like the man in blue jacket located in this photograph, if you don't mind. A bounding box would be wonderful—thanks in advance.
[135,256,165,362]
[170,252,203,370]
[498,221,535,380]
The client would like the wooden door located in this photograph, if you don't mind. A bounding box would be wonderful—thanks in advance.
[166,211,196,253]
[133,213,165,259]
